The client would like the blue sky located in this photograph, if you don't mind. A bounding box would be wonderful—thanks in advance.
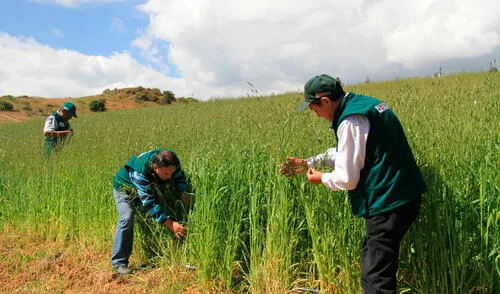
[0,0,499,99]
[1,1,143,55]
[0,0,179,74]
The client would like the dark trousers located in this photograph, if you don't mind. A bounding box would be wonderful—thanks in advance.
[361,196,421,294]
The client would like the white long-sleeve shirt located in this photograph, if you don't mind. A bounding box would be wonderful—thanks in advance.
[306,115,370,191]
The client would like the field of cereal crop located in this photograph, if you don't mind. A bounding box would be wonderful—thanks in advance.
[0,72,498,293]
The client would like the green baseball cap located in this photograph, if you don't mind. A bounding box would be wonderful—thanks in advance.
[62,102,78,118]
[296,74,340,112]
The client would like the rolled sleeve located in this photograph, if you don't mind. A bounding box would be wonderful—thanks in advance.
[129,171,169,223]
[307,147,337,169]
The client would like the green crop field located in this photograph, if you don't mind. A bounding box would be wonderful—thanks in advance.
[0,72,498,293]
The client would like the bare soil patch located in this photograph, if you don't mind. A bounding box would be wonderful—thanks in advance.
[0,226,201,293]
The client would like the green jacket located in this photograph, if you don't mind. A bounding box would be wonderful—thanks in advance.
[113,149,188,223]
[333,92,427,217]
[113,148,188,192]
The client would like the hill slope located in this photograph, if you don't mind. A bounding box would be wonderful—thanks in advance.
[0,86,197,123]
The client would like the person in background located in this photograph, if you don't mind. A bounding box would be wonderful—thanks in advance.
[43,101,77,155]
[111,148,192,275]
[280,74,426,294]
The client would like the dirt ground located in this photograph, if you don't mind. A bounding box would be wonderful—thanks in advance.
[0,226,202,293]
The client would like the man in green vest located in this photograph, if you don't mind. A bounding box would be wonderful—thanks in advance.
[280,74,426,293]
[43,101,77,155]
[112,149,192,275]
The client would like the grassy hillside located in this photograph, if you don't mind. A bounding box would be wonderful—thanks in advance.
[0,72,498,293]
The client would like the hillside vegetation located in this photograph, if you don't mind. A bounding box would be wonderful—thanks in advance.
[0,86,197,123]
[0,72,498,293]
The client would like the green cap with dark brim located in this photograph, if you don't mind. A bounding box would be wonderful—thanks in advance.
[62,102,78,118]
[296,74,340,112]
[296,100,312,112]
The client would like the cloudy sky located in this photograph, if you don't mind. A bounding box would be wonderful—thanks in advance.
[0,0,499,100]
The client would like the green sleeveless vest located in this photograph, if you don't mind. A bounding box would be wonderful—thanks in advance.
[333,92,427,217]
[44,111,71,144]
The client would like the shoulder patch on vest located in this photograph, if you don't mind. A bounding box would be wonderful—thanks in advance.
[375,103,389,113]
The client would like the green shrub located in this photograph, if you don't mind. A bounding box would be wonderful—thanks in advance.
[89,99,106,112]
[0,100,14,111]
[1,95,15,100]
[135,93,149,103]
[160,90,175,104]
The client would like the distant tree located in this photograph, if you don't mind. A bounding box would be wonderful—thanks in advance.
[0,100,14,111]
[89,99,106,112]
[161,90,176,104]
[2,95,15,100]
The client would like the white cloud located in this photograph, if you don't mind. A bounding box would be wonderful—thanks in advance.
[111,17,125,33]
[51,28,65,38]
[3,0,500,100]
[362,0,500,68]
[133,0,500,98]
[0,33,184,98]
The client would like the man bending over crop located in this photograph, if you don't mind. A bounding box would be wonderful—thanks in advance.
[280,74,427,294]
[111,149,192,275]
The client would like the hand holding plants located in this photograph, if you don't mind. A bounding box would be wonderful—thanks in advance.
[307,168,323,184]
[164,218,187,239]
[279,157,308,177]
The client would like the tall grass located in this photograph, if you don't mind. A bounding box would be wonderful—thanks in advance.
[0,72,498,293]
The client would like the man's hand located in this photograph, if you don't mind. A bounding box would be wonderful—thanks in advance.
[307,168,323,184]
[60,130,72,136]
[279,157,308,177]
[164,219,187,239]
[180,192,193,208]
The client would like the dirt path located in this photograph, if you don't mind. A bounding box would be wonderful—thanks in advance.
[0,113,22,122]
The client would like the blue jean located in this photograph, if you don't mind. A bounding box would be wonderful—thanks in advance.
[111,189,136,268]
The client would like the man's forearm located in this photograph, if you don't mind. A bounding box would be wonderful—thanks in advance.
[44,130,72,137]
[307,147,337,169]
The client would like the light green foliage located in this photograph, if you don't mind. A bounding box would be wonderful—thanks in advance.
[1,95,15,100]
[0,72,498,293]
